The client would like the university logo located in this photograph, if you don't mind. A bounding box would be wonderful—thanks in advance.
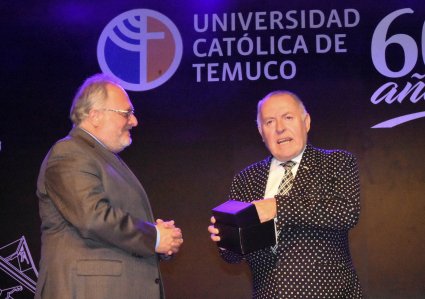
[97,9,183,91]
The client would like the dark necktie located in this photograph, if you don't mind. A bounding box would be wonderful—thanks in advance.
[271,160,296,254]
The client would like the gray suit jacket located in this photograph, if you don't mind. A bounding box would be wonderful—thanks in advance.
[220,144,363,299]
[35,127,164,299]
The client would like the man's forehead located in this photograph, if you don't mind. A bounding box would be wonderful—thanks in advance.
[261,95,299,113]
[106,84,132,105]
[106,83,126,96]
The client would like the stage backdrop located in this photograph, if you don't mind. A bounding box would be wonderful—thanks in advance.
[1,0,424,298]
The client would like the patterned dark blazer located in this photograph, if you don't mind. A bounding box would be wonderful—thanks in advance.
[220,144,363,299]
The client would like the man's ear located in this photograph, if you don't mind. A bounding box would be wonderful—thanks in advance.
[304,113,311,133]
[87,109,102,127]
[258,125,264,142]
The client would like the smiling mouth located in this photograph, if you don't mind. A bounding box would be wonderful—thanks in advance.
[277,137,292,144]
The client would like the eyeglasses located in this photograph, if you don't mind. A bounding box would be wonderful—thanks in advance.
[102,108,135,119]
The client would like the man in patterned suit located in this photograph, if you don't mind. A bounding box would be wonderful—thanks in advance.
[208,91,363,298]
[35,74,183,299]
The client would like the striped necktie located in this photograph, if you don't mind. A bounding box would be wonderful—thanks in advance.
[271,160,296,254]
[277,161,296,195]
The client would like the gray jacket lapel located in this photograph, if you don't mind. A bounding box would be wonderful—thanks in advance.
[70,128,154,221]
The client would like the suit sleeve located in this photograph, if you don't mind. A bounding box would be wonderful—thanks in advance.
[275,152,361,231]
[41,144,157,257]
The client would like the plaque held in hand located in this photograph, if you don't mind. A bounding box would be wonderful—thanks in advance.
[212,200,276,254]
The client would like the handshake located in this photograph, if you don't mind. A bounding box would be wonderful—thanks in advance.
[155,219,184,256]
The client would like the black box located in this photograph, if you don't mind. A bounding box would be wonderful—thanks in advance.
[212,200,276,254]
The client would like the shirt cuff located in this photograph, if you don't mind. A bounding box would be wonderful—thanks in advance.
[155,226,160,250]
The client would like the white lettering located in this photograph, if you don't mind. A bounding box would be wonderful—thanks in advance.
[193,14,208,32]
[193,39,207,57]
[193,9,361,32]
[316,34,346,53]
[238,12,253,30]
[255,12,268,30]
[192,61,297,82]
[223,62,243,81]
[371,77,425,104]
[327,9,343,28]
[209,39,224,56]
[316,35,332,53]
[335,34,347,53]
[237,34,254,56]
[310,10,325,28]
[279,60,297,79]
[212,13,227,32]
[207,63,220,81]
[293,36,308,54]
[345,9,360,27]
[270,11,284,30]
[193,63,205,82]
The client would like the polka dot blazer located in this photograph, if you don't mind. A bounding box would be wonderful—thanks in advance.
[220,144,363,299]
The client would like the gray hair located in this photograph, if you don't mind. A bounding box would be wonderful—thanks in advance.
[69,73,119,125]
[256,90,307,127]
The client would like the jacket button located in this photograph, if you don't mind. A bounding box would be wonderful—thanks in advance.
[155,278,160,284]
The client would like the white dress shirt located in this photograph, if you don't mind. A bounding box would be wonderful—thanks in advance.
[264,148,305,198]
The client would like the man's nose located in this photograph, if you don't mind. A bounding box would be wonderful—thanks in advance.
[276,119,285,132]
[129,113,138,127]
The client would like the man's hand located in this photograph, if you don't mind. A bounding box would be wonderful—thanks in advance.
[155,219,183,256]
[252,198,277,223]
[208,216,220,242]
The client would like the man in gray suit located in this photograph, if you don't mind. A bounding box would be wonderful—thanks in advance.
[35,74,183,299]
[209,91,363,298]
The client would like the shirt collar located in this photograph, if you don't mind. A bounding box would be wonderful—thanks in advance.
[78,127,109,150]
[270,147,305,169]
